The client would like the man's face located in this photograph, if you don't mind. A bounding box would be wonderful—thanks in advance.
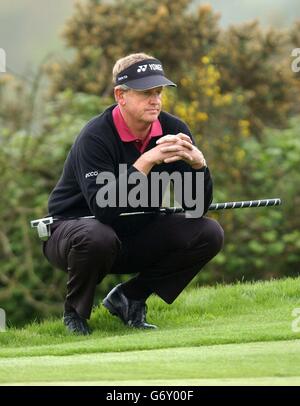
[119,87,163,125]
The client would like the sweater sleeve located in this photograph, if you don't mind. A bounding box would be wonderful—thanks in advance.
[171,122,213,216]
[72,132,145,224]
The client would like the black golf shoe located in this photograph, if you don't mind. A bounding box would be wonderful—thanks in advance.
[63,310,91,335]
[102,284,157,329]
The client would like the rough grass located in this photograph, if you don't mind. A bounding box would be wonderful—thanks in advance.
[1,277,300,385]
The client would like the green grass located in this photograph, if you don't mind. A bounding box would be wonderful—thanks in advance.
[1,277,300,385]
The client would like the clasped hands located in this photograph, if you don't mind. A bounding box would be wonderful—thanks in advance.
[156,133,206,169]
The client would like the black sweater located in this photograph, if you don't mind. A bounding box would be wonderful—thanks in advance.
[47,105,213,229]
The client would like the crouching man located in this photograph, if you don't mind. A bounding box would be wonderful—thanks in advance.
[42,52,224,335]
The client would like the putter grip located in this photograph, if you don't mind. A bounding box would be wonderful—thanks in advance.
[208,198,281,211]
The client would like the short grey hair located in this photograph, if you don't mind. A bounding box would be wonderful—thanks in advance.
[114,84,130,91]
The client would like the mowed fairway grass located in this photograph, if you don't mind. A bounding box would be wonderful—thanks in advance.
[1,277,300,386]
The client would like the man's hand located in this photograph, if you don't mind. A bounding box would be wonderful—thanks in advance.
[133,133,206,176]
[156,133,207,169]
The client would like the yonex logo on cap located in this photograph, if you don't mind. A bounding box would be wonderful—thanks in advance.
[137,65,147,73]
[149,63,163,71]
[137,64,163,73]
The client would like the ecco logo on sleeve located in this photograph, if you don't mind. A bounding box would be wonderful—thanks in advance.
[85,171,99,179]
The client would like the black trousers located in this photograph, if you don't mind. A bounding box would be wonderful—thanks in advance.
[42,214,224,319]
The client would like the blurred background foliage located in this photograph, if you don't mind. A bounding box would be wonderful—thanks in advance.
[0,0,299,325]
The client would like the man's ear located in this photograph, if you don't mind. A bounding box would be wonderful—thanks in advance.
[113,87,119,103]
[114,88,124,103]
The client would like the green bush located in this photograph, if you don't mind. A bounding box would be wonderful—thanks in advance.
[46,0,298,135]
[0,86,116,326]
[199,117,300,285]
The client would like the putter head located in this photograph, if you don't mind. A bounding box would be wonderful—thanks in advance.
[30,217,54,241]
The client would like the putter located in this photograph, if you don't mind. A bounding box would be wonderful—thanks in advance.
[30,198,281,241]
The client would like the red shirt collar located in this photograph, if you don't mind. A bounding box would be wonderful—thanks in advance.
[112,105,162,153]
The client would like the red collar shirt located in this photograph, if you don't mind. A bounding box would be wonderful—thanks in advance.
[112,105,162,154]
